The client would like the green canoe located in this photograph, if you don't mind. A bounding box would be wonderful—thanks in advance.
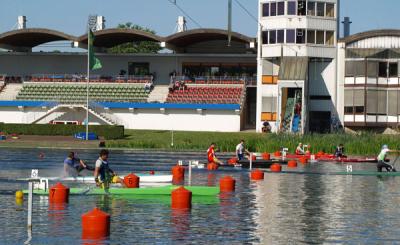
[23,185,220,196]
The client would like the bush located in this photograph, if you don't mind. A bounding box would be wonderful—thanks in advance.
[0,124,124,140]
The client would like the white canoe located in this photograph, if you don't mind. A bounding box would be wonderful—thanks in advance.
[19,174,173,183]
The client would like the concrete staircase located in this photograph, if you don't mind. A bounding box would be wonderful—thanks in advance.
[147,85,169,103]
[0,83,23,100]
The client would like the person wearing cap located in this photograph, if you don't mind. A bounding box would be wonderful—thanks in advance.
[377,145,399,172]
[295,143,305,155]
[63,152,94,177]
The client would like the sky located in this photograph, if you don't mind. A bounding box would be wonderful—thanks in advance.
[1,0,400,39]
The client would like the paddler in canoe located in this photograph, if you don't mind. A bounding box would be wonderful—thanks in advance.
[334,144,345,158]
[63,152,94,177]
[295,143,305,155]
[377,145,399,172]
[236,139,251,161]
[207,143,223,165]
[94,149,124,189]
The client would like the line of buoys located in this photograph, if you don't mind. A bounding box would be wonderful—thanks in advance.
[270,164,282,172]
[207,162,219,171]
[82,208,110,239]
[49,182,69,203]
[219,176,236,192]
[251,169,264,180]
[171,187,192,210]
[123,173,140,188]
[287,160,298,168]
[172,165,185,184]
[300,157,308,164]
[262,153,271,160]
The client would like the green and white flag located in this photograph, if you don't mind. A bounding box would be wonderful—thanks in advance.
[88,29,102,70]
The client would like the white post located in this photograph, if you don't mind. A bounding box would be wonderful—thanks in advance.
[188,161,192,186]
[249,153,253,170]
[86,25,90,141]
[27,181,33,230]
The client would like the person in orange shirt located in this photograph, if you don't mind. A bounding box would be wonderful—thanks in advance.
[207,143,223,165]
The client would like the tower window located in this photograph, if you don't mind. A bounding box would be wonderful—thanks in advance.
[271,2,277,16]
[287,1,296,15]
[326,3,335,17]
[296,29,305,44]
[286,29,295,43]
[262,31,269,44]
[307,30,315,44]
[316,31,325,44]
[269,30,277,44]
[317,2,325,17]
[307,2,316,16]
[277,29,285,43]
[326,31,334,45]
[262,3,270,17]
[297,1,306,16]
[277,2,285,15]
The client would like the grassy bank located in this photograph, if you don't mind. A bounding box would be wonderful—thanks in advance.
[107,130,400,156]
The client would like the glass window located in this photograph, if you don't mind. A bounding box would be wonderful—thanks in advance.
[271,2,277,16]
[316,31,325,44]
[297,1,306,16]
[344,90,353,107]
[355,61,365,77]
[378,90,387,115]
[262,31,268,44]
[128,62,149,75]
[269,30,276,44]
[367,61,378,77]
[389,62,398,77]
[277,29,284,43]
[307,2,316,16]
[277,2,285,15]
[307,30,315,44]
[262,3,270,17]
[325,31,334,45]
[378,62,387,77]
[296,29,305,44]
[388,90,398,116]
[326,3,335,17]
[345,61,355,77]
[286,29,295,43]
[344,107,354,114]
[354,90,365,107]
[287,1,296,15]
[317,2,325,17]
[367,90,378,114]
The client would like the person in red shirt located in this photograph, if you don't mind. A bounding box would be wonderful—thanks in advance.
[207,143,223,165]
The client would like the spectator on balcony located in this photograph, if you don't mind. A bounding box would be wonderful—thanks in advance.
[262,121,271,133]
[144,80,153,92]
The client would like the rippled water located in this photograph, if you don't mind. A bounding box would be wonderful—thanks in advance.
[1,148,400,244]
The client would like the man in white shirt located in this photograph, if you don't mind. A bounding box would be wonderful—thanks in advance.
[236,139,250,161]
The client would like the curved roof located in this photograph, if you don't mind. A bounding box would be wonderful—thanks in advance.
[77,28,162,48]
[340,29,400,44]
[0,28,75,48]
[165,28,254,47]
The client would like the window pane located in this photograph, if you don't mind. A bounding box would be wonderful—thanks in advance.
[345,61,355,77]
[326,3,335,17]
[307,30,315,44]
[269,30,276,44]
[326,31,334,45]
[367,90,378,114]
[262,3,270,17]
[298,1,306,15]
[262,31,268,44]
[367,60,378,77]
[296,29,305,43]
[355,61,365,77]
[307,2,316,16]
[286,29,295,43]
[379,62,387,77]
[317,2,325,17]
[316,31,325,44]
[378,90,387,115]
[271,2,277,16]
[388,90,398,116]
[344,90,353,107]
[288,1,296,15]
[277,2,285,15]
[345,107,354,114]
[262,97,277,112]
[277,30,284,43]
[354,90,364,106]
[389,62,398,77]
[355,106,365,113]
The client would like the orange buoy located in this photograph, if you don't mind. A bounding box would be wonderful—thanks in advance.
[288,160,298,168]
[82,208,110,239]
[219,176,236,193]
[207,162,219,171]
[300,157,308,164]
[227,157,238,165]
[250,169,264,180]
[172,165,185,183]
[262,153,271,160]
[270,164,282,172]
[123,173,140,188]
[149,170,155,175]
[49,182,69,203]
[171,186,192,210]
[274,151,281,157]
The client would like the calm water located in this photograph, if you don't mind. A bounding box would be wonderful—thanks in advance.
[1,148,400,244]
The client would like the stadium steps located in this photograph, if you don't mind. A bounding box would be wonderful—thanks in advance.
[147,85,169,103]
[0,83,23,100]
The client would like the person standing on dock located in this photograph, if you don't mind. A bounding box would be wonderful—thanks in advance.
[207,143,223,165]
[236,139,250,161]
[377,145,399,172]
[94,149,123,189]
[295,143,305,155]
[63,152,94,177]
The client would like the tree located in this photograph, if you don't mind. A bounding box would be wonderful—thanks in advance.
[108,22,162,54]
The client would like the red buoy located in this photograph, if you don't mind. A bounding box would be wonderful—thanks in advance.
[219,176,236,193]
[274,151,281,157]
[171,187,192,210]
[49,182,69,203]
[172,165,185,183]
[300,157,308,164]
[288,160,298,168]
[123,173,140,188]
[227,157,238,165]
[251,169,264,180]
[262,153,271,160]
[207,162,219,171]
[270,164,282,172]
[149,170,155,175]
[82,208,110,239]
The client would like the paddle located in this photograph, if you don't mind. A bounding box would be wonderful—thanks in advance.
[391,154,400,172]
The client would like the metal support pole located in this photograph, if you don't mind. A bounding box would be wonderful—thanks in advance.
[188,161,192,186]
[249,153,253,170]
[27,181,33,230]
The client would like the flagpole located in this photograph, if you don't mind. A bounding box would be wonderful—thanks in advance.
[86,25,90,141]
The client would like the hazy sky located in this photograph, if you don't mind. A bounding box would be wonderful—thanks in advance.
[0,0,399,37]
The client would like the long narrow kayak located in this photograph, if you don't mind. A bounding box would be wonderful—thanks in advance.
[22,185,220,196]
[265,170,400,176]
[318,158,378,163]
[17,174,172,183]
[238,160,288,169]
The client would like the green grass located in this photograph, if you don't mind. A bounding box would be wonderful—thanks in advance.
[106,130,400,156]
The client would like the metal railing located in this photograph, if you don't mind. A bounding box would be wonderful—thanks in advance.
[171,76,256,86]
[25,74,153,84]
